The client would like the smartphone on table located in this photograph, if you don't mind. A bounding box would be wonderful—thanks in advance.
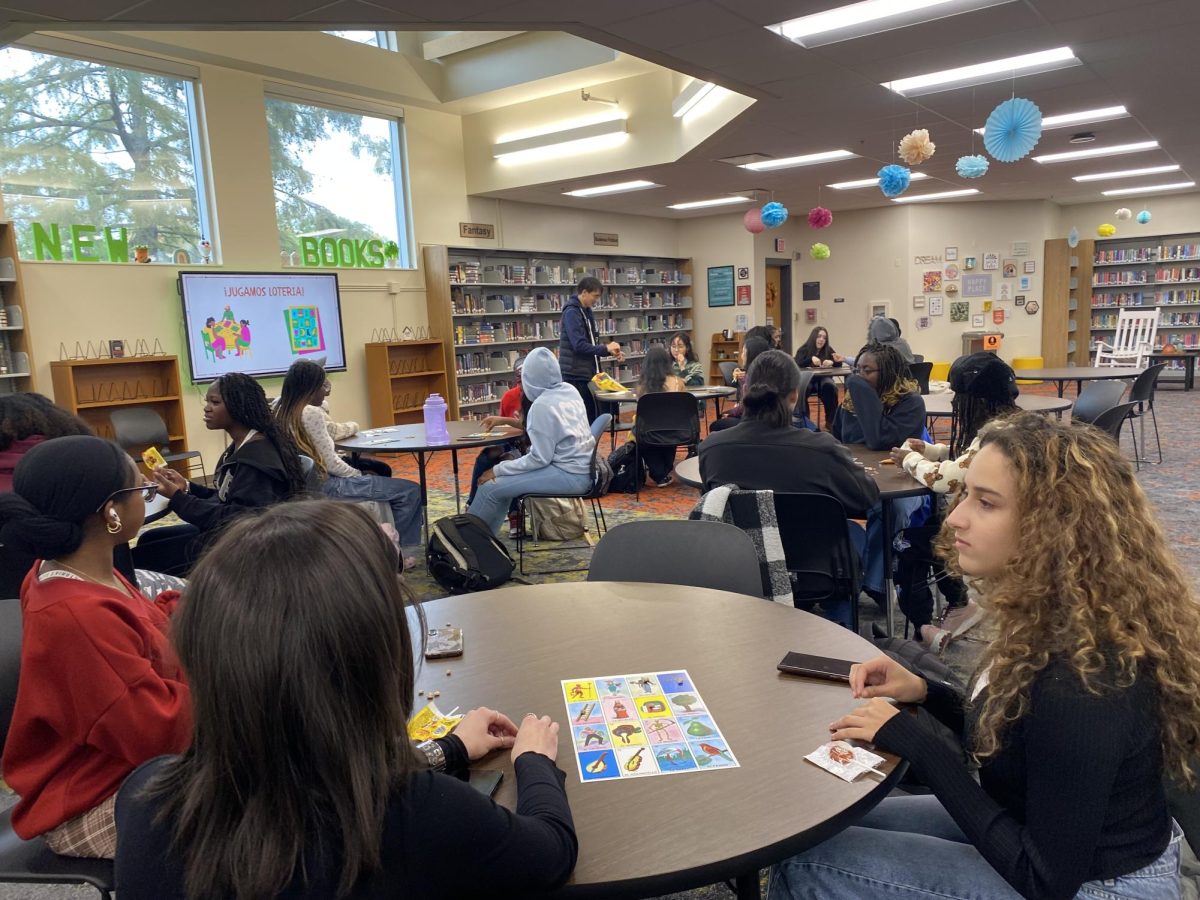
[468,769,503,797]
[777,652,854,682]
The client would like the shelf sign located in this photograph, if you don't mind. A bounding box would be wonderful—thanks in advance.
[459,222,496,240]
[593,232,619,247]
[30,223,129,262]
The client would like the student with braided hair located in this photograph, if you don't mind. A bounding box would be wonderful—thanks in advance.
[137,373,305,575]
[833,342,925,450]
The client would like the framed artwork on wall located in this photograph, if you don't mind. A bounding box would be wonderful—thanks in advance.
[1002,259,1017,277]
[964,256,977,270]
[707,265,735,307]
[944,247,958,261]
[1024,260,1036,274]
[923,270,942,292]
[869,300,890,321]
[950,301,969,322]
[912,295,926,309]
[972,313,986,328]
[929,296,944,316]
[983,253,999,271]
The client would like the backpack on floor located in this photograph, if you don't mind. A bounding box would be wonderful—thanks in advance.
[606,441,645,493]
[426,513,514,594]
[526,497,588,541]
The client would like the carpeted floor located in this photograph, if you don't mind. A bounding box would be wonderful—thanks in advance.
[1,383,1194,900]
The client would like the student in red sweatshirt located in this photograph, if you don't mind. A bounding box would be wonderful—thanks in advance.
[0,435,191,858]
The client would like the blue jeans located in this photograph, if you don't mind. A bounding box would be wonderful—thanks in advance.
[851,495,928,594]
[323,474,422,547]
[468,465,592,534]
[768,794,1182,900]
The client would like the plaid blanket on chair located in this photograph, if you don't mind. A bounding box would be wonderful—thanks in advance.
[688,484,792,605]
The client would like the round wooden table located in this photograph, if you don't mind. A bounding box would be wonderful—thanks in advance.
[1006,366,1142,398]
[417,582,903,899]
[592,384,736,405]
[922,391,1073,417]
[808,365,854,379]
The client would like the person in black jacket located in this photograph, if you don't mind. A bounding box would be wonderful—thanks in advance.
[794,326,844,426]
[558,275,623,422]
[832,342,926,450]
[769,413,1198,900]
[115,501,576,900]
[136,373,305,575]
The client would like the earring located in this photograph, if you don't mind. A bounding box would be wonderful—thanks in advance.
[107,513,122,535]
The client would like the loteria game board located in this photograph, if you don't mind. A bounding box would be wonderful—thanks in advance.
[561,670,738,782]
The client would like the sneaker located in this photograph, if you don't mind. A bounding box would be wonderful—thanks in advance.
[507,513,524,538]
[937,600,982,636]
[654,474,673,487]
[402,555,418,572]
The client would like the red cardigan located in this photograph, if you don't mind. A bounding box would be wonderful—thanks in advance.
[0,435,45,492]
[2,568,191,838]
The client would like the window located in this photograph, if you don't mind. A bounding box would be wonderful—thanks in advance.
[265,92,413,268]
[0,46,211,262]
[322,31,398,51]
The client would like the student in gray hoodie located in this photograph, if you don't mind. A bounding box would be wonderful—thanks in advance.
[866,316,916,364]
[467,347,596,535]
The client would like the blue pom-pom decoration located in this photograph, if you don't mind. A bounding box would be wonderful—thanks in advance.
[878,165,911,198]
[1137,210,1152,225]
[984,98,1042,163]
[956,155,989,179]
[1067,226,1080,249]
[761,201,788,228]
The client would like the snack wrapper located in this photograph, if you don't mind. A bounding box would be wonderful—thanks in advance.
[407,702,463,742]
[805,740,886,783]
[142,446,167,470]
[591,372,627,393]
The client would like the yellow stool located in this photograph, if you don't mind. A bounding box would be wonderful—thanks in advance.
[929,361,951,382]
[1012,355,1044,385]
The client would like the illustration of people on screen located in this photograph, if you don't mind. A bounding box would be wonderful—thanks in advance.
[200,308,252,362]
[202,317,227,360]
[235,320,252,357]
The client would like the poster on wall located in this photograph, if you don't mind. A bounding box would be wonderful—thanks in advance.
[972,313,986,328]
[962,274,992,298]
[964,256,977,270]
[869,300,890,321]
[993,308,1006,325]
[1020,276,1032,290]
[912,295,926,309]
[929,296,944,316]
[922,270,942,292]
[736,284,752,306]
[805,308,818,324]
[1024,260,1036,274]
[945,247,958,261]
[1002,259,1017,277]
[736,314,749,331]
[983,253,999,271]
[999,283,1012,301]
[916,316,931,330]
[983,300,993,312]
[944,263,959,280]
[1015,295,1027,307]
[708,265,735,307]
[950,301,969,322]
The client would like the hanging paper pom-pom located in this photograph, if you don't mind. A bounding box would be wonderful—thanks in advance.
[1067,226,1080,248]
[898,128,936,165]
[807,206,833,229]
[742,208,765,234]
[1137,209,1152,225]
[878,164,911,198]
[1115,207,1132,220]
[956,155,989,179]
[1097,223,1117,237]
[810,242,830,260]
[761,201,788,229]
[983,98,1043,163]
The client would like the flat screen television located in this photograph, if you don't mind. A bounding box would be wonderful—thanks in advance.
[177,271,347,382]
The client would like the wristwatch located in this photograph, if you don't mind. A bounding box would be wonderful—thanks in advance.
[417,739,446,772]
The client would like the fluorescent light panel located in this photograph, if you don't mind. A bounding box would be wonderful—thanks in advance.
[769,0,1015,48]
[493,118,627,165]
[828,172,930,189]
[891,188,980,203]
[882,46,1079,97]
[1073,165,1180,183]
[667,196,752,210]
[740,149,858,171]
[1101,181,1195,197]
[973,104,1128,135]
[563,180,661,197]
[673,80,716,118]
[1033,140,1158,164]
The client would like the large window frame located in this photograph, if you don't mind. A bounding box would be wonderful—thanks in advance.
[322,31,399,51]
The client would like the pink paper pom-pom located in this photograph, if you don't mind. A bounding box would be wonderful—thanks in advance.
[807,206,833,229]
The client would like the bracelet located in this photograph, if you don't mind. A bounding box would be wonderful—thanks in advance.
[417,739,446,772]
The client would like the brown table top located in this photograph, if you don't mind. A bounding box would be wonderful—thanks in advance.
[807,365,854,378]
[416,582,903,897]
[1012,366,1143,382]
[922,391,1073,417]
[592,383,737,404]
[335,419,519,452]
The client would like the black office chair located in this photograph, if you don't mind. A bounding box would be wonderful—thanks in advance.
[1070,381,1127,425]
[513,441,608,576]
[110,407,205,480]
[587,520,764,598]
[718,361,738,387]
[774,493,864,633]
[910,361,933,396]
[632,392,700,499]
[0,599,115,898]
[1091,401,1140,448]
[1126,363,1165,465]
[792,370,816,425]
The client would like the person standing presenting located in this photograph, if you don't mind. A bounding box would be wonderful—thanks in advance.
[558,276,623,423]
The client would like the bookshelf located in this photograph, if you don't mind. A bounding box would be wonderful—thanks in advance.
[363,339,451,427]
[50,356,192,470]
[0,221,35,393]
[1089,232,1200,381]
[708,332,743,385]
[1042,238,1093,368]
[424,245,693,419]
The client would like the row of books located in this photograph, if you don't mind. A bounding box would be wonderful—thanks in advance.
[1091,290,1200,307]
[1092,311,1200,329]
[454,316,691,346]
[458,383,504,406]
[452,291,691,315]
[449,262,688,286]
[1093,267,1200,285]
[1094,244,1200,264]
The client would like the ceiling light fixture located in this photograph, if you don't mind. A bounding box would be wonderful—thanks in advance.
[767,0,1015,48]
[667,196,753,210]
[973,104,1128,135]
[1101,181,1196,197]
[882,46,1079,97]
[828,173,930,189]
[740,149,859,171]
[673,80,717,118]
[493,117,628,165]
[891,188,980,203]
[562,180,662,197]
[1033,140,1159,164]
[1068,132,1096,144]
[1073,165,1181,183]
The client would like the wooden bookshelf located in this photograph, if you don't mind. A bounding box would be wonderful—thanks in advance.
[1042,238,1093,368]
[0,221,35,393]
[708,332,743,385]
[363,339,451,427]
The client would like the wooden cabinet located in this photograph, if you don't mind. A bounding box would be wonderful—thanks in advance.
[0,221,35,394]
[708,332,743,385]
[363,340,450,427]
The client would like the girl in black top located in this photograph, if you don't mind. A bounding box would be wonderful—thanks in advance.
[769,413,1197,900]
[136,373,305,575]
[115,501,577,900]
[794,326,844,426]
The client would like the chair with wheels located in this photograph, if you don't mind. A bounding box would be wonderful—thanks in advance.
[512,441,608,576]
[1126,363,1165,465]
[632,392,700,497]
[773,493,864,633]
[718,361,738,387]
[587,520,763,597]
[0,598,115,899]
[1070,381,1127,425]
[110,407,205,480]
[910,361,933,395]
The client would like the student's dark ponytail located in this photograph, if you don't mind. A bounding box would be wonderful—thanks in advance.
[741,350,801,430]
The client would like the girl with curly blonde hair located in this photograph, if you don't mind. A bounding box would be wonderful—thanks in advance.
[770,412,1196,900]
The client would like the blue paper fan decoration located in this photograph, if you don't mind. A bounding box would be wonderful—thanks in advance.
[878,164,911,198]
[1067,226,1080,249]
[761,201,788,228]
[956,155,989,179]
[984,98,1043,163]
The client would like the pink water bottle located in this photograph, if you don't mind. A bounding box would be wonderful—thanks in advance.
[423,393,449,443]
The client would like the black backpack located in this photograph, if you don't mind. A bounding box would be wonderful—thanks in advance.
[426,514,514,594]
[606,441,645,493]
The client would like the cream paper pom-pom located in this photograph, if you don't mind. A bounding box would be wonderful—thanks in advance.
[898,129,936,166]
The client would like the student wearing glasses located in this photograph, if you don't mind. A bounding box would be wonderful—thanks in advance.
[0,435,191,859]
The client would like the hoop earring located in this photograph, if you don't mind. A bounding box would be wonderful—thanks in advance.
[106,516,122,535]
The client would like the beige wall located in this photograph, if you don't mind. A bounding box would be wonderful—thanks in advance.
[1057,193,1200,241]
[681,213,757,373]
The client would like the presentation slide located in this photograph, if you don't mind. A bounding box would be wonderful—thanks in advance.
[179,272,347,382]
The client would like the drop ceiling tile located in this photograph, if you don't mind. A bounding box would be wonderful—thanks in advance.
[604,1,758,49]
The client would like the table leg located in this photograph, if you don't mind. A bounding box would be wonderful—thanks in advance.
[734,870,761,899]
[1188,357,1195,391]
[882,498,896,637]
[452,449,462,513]
[416,450,429,545]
